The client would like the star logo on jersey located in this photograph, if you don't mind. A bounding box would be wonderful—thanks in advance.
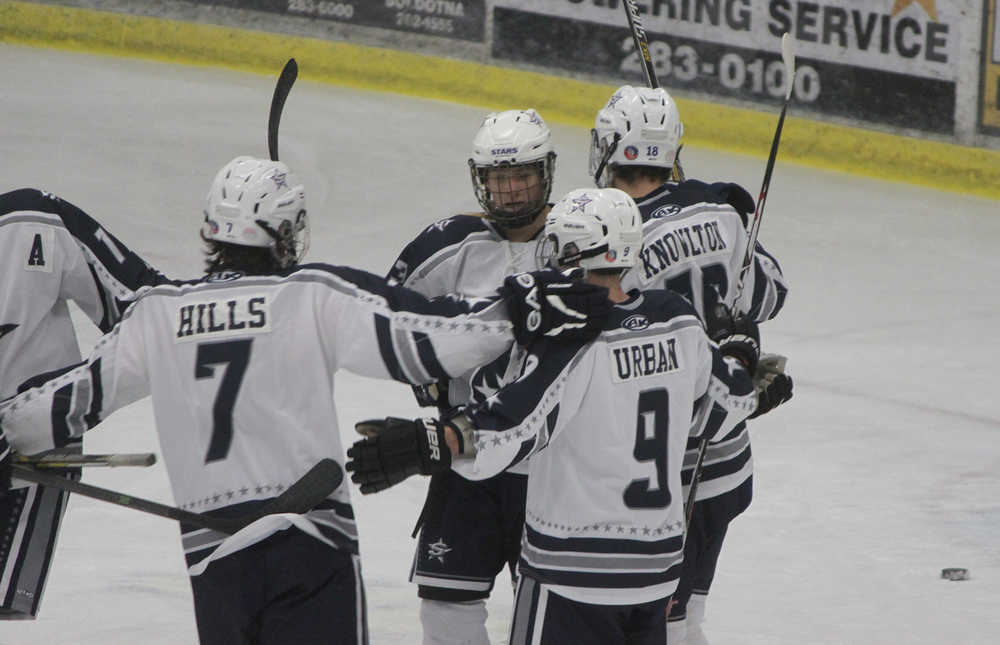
[429,217,453,234]
[0,323,18,342]
[891,0,936,19]
[427,539,452,563]
[271,172,288,189]
[569,194,593,213]
[472,368,502,404]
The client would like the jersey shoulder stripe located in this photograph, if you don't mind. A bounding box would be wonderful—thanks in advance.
[387,214,494,283]
[603,291,701,336]
[639,180,754,225]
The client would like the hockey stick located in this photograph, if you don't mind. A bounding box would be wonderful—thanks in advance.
[15,452,156,468]
[11,458,343,535]
[622,0,658,89]
[620,1,685,180]
[685,34,796,526]
[734,33,796,304]
[268,58,298,162]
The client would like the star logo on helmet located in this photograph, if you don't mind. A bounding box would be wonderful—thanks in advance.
[607,91,624,109]
[271,172,288,189]
[569,194,593,213]
[527,111,543,126]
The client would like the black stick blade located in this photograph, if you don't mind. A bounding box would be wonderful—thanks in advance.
[268,58,298,162]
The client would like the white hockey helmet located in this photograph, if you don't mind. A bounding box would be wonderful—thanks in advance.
[590,85,684,188]
[469,109,557,228]
[203,156,308,268]
[537,188,643,273]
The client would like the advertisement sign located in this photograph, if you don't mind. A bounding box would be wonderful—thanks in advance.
[195,0,486,41]
[492,1,961,133]
[981,0,1000,133]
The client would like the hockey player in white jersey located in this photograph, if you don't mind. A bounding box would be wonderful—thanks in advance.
[347,187,789,644]
[0,157,611,644]
[591,85,793,644]
[0,188,165,618]
[386,109,557,645]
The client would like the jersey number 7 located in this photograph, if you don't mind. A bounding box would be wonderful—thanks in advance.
[195,339,253,463]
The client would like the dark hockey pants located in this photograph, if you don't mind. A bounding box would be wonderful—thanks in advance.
[190,528,367,644]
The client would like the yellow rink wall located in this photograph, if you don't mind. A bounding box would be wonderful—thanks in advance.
[2,0,999,201]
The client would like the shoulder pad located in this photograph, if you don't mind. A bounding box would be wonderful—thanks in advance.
[388,214,493,283]
[640,180,754,226]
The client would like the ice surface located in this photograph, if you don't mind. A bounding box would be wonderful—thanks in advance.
[1,43,999,644]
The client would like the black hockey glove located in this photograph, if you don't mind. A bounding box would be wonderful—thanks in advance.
[502,269,612,346]
[750,354,794,418]
[346,417,451,494]
[704,292,760,375]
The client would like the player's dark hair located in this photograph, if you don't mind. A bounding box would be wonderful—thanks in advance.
[201,234,283,275]
[612,164,672,185]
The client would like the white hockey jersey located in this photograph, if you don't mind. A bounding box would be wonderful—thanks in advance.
[0,188,164,617]
[1,264,519,569]
[452,290,756,605]
[389,213,546,474]
[622,180,789,504]
[0,189,163,399]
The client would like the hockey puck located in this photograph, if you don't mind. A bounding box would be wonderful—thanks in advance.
[941,568,970,581]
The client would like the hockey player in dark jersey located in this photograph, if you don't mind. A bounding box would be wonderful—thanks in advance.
[347,187,792,644]
[0,157,610,644]
[590,85,793,644]
[386,109,558,645]
[0,189,166,618]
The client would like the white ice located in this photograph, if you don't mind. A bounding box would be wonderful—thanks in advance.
[1,44,998,644]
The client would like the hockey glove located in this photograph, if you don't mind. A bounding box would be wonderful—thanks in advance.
[704,292,760,374]
[502,269,612,346]
[346,417,451,494]
[750,354,794,418]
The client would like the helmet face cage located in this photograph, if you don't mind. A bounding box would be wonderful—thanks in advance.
[203,157,309,268]
[588,128,620,189]
[542,188,643,272]
[470,154,556,228]
[590,86,684,187]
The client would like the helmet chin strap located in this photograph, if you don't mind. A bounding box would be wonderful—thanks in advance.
[558,242,609,268]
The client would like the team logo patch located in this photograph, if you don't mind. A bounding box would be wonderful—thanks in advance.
[271,172,288,189]
[205,270,245,283]
[624,145,639,160]
[622,314,649,331]
[427,539,452,564]
[569,194,593,213]
[651,204,682,219]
